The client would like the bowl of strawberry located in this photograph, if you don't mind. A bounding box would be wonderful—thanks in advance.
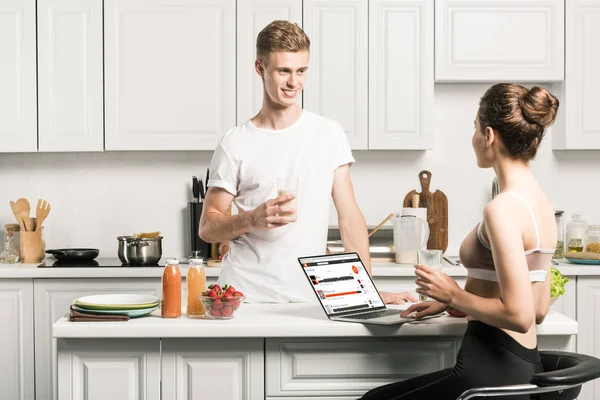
[200,284,245,319]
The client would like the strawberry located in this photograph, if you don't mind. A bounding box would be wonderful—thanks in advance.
[225,285,236,295]
[209,308,222,317]
[233,291,244,297]
[208,284,222,293]
[221,306,233,317]
[225,298,237,306]
[208,288,219,299]
[223,292,233,300]
[212,299,224,310]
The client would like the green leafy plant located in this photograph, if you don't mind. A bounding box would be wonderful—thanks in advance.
[550,267,569,299]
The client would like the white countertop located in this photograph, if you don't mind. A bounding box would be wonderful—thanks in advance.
[1,258,599,278]
[53,303,577,339]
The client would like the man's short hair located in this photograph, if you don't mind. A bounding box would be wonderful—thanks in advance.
[256,20,310,66]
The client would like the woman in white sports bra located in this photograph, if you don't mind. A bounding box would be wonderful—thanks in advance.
[360,83,560,400]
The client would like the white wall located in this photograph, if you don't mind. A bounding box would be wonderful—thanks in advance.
[1,83,599,259]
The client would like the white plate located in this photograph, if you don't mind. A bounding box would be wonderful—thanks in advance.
[73,294,161,310]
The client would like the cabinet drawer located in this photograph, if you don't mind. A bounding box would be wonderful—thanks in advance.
[266,338,458,397]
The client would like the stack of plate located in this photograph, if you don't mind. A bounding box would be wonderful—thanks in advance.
[72,294,161,318]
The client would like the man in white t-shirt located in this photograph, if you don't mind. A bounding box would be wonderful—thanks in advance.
[199,20,416,304]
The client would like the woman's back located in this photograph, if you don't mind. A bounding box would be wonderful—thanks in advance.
[463,182,556,348]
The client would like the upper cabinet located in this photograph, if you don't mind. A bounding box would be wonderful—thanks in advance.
[0,0,37,153]
[553,0,600,150]
[303,0,368,150]
[237,0,302,125]
[368,0,434,150]
[37,0,104,152]
[435,0,565,82]
[104,0,236,151]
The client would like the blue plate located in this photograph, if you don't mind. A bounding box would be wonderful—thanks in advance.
[72,304,159,318]
[564,258,600,265]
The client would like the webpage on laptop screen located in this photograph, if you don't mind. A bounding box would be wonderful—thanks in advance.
[299,254,384,315]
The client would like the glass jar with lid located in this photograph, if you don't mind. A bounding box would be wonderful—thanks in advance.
[587,225,600,253]
[566,212,588,252]
[553,211,565,259]
[1,224,20,263]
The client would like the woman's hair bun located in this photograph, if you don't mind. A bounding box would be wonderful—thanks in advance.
[519,86,559,129]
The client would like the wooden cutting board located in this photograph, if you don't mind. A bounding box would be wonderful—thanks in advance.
[403,170,448,253]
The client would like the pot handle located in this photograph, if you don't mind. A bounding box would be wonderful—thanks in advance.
[46,249,67,257]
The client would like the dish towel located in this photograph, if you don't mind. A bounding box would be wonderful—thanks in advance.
[69,305,130,322]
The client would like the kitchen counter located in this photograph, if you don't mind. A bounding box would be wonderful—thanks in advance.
[1,258,598,278]
[53,303,577,339]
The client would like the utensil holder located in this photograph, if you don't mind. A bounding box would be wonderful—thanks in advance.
[188,202,210,259]
[20,229,44,263]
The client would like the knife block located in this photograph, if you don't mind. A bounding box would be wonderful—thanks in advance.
[20,229,44,263]
[188,202,210,259]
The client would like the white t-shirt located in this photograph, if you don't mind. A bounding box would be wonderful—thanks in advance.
[208,110,355,302]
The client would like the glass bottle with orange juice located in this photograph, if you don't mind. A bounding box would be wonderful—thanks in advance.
[187,258,207,318]
[161,258,182,318]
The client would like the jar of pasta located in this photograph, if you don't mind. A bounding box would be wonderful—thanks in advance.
[587,225,600,253]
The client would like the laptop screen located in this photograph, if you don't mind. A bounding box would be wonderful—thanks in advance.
[298,252,386,317]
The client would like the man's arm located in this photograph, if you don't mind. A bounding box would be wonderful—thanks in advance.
[331,164,372,275]
[199,187,297,243]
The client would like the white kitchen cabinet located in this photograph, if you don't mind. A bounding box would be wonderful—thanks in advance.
[34,278,161,400]
[553,0,600,150]
[435,0,565,82]
[237,0,302,124]
[303,0,368,150]
[37,0,103,152]
[161,338,265,400]
[104,0,236,151]
[0,280,35,400]
[368,0,434,150]
[57,338,160,400]
[265,338,457,397]
[576,277,600,400]
[0,0,37,153]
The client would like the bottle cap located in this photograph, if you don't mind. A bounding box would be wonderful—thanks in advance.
[165,258,179,265]
[189,258,206,265]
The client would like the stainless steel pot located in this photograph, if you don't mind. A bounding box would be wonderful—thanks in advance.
[117,236,162,265]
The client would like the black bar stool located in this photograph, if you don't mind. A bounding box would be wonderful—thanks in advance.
[457,351,600,399]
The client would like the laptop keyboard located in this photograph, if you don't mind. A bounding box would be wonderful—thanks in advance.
[343,309,401,320]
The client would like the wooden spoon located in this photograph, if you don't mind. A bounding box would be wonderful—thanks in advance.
[368,212,395,238]
[9,201,26,231]
[15,198,31,230]
[24,217,37,232]
[35,199,51,231]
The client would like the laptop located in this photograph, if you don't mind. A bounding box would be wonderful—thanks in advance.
[298,252,440,325]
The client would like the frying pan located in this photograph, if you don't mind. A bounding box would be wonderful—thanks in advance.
[45,248,99,261]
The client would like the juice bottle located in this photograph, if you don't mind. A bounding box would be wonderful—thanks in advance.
[161,259,182,318]
[187,258,207,318]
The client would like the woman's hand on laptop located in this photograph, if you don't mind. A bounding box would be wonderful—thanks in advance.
[378,291,417,305]
[401,301,449,319]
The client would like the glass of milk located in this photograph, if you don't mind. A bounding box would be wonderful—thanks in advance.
[277,177,299,218]
[417,249,443,301]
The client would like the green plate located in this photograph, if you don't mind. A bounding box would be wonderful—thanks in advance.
[565,258,600,265]
[72,304,159,318]
[73,294,161,310]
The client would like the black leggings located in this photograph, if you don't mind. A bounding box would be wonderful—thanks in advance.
[359,321,543,400]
